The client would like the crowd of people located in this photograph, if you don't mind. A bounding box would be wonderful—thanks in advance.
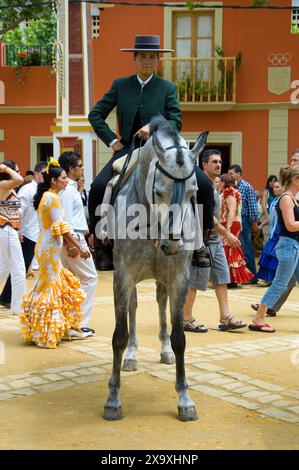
[0,34,298,348]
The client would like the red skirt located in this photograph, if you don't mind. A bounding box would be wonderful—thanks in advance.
[222,220,253,284]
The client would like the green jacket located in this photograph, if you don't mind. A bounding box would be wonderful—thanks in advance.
[88,74,182,147]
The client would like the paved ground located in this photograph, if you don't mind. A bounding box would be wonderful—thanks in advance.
[0,272,299,450]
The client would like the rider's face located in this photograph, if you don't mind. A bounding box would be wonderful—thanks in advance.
[134,52,159,81]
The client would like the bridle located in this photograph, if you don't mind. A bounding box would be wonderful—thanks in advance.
[151,144,196,240]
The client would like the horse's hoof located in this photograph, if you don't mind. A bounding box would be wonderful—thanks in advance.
[160,352,175,364]
[178,406,198,422]
[103,405,123,420]
[122,359,138,371]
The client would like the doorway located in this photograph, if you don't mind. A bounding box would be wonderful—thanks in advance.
[203,144,231,174]
[189,142,231,174]
[37,143,53,163]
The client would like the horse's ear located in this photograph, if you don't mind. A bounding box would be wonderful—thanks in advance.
[190,131,209,161]
[152,132,165,161]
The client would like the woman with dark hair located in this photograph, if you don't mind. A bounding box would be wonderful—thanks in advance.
[257,181,283,283]
[0,160,26,314]
[259,175,278,244]
[249,166,299,333]
[220,173,253,286]
[19,158,91,348]
[262,175,278,212]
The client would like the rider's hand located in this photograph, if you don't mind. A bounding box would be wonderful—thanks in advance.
[112,141,124,153]
[136,124,150,141]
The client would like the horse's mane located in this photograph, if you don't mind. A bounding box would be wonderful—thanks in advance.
[149,116,184,167]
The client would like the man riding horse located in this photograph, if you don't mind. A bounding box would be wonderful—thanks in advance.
[88,34,215,270]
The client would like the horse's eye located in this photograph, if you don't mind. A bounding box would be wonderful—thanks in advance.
[155,191,163,198]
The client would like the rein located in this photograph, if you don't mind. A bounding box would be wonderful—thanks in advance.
[111,135,143,206]
[151,143,196,240]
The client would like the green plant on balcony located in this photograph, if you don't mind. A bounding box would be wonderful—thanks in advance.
[14,51,31,84]
[177,73,192,101]
[13,49,43,84]
[194,82,221,102]
[215,46,242,101]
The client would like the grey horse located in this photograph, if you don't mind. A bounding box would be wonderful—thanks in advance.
[103,116,208,421]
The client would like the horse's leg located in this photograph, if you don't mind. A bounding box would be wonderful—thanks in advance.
[103,270,133,420]
[169,278,197,421]
[156,281,175,364]
[122,287,138,371]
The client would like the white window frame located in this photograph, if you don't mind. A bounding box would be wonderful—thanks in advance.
[163,2,223,80]
[291,0,299,33]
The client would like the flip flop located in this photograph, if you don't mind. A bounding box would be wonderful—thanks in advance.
[248,322,275,333]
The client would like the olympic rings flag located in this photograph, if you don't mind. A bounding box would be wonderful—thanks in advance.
[268,53,292,66]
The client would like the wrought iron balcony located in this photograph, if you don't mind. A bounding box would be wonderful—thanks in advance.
[160,56,238,109]
[3,45,52,67]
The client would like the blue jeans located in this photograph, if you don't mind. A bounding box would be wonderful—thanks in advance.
[262,237,299,309]
[240,217,257,280]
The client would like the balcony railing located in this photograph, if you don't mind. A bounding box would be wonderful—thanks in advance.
[160,56,237,104]
[4,45,52,67]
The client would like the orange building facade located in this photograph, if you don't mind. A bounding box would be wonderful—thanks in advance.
[0,0,299,189]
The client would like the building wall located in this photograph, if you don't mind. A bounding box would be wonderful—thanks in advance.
[0,113,54,174]
[0,66,55,171]
[90,0,299,188]
[288,108,299,159]
[183,109,269,190]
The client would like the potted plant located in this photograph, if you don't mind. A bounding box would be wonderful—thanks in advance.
[177,73,192,102]
[14,51,31,84]
[28,49,41,66]
[215,46,242,101]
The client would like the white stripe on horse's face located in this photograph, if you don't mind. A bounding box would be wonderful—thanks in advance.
[145,141,197,253]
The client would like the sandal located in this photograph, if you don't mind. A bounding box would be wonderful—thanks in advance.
[183,317,208,333]
[248,320,275,333]
[218,315,247,331]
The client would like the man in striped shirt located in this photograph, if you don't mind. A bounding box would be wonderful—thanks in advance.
[229,164,259,284]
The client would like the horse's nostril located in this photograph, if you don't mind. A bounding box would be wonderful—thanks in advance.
[160,243,168,255]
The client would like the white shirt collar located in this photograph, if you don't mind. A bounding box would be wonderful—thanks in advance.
[137,74,153,86]
[67,177,78,188]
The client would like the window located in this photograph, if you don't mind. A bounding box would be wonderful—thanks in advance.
[292,0,299,33]
[173,12,214,81]
[91,8,100,39]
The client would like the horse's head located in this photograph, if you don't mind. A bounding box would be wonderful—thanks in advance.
[145,117,208,256]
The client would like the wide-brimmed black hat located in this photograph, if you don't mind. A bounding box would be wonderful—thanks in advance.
[120,35,173,53]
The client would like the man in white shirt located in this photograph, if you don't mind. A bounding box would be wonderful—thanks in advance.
[0,162,46,309]
[58,152,98,338]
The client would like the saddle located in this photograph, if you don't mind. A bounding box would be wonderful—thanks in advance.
[102,147,142,209]
[98,146,142,242]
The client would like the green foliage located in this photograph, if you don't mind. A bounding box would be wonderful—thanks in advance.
[215,46,242,100]
[0,0,52,35]
[1,12,56,66]
[186,1,271,10]
[251,0,270,6]
[291,24,299,34]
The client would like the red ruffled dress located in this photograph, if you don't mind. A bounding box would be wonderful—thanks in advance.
[220,187,253,284]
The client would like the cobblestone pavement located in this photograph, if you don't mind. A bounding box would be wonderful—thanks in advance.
[1,328,299,424]
[0,273,299,449]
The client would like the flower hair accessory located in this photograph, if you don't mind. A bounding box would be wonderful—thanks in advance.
[46,156,60,174]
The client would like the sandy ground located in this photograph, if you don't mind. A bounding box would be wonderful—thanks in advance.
[0,271,299,450]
